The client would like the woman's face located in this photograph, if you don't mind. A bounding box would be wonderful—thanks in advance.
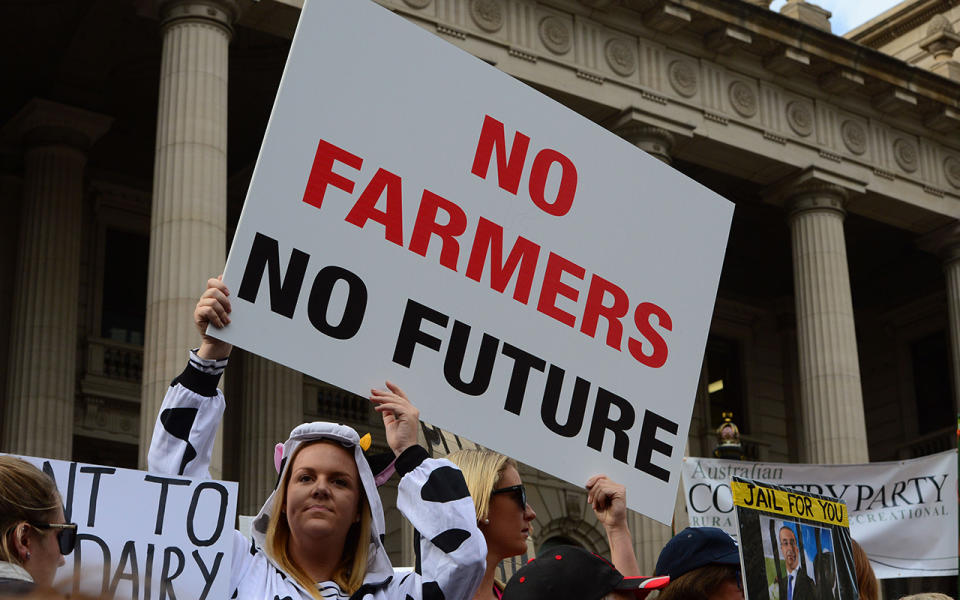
[284,442,362,547]
[480,466,536,560]
[25,506,66,587]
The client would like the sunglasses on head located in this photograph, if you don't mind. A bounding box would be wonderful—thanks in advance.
[29,521,78,555]
[491,484,527,511]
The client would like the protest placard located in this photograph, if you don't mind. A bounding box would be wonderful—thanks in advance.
[732,478,857,600]
[681,451,957,578]
[6,453,237,600]
[215,0,733,524]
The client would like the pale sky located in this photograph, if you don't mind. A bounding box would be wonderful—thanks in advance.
[769,0,907,35]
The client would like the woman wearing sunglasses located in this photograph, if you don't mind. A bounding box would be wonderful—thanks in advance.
[447,449,641,600]
[0,456,78,594]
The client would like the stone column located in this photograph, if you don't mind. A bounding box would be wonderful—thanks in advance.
[785,180,868,464]
[2,100,110,458]
[945,245,960,416]
[238,354,303,515]
[0,169,22,431]
[139,0,237,473]
[918,224,960,416]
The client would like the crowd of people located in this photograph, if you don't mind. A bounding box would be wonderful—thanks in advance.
[0,278,952,600]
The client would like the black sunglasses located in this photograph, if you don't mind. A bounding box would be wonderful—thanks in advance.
[29,521,78,555]
[491,484,527,511]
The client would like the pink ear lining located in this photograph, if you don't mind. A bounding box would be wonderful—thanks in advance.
[274,443,284,473]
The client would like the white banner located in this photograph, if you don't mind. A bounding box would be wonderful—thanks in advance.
[8,454,238,599]
[681,451,957,578]
[216,0,733,525]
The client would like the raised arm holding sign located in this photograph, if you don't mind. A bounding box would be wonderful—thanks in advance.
[147,279,486,600]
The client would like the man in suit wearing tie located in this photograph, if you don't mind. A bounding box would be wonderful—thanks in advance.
[779,525,817,600]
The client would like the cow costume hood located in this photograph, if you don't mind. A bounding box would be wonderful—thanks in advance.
[250,421,395,584]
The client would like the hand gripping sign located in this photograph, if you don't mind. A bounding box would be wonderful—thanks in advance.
[732,477,858,600]
[6,453,237,600]
[215,0,733,524]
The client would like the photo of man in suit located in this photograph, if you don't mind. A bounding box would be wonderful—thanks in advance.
[779,525,818,600]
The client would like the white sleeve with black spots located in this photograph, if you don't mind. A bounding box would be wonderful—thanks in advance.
[395,458,487,600]
[147,357,226,478]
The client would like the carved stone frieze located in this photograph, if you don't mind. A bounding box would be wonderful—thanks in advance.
[398,0,960,207]
[893,137,919,173]
[605,38,636,77]
[668,60,698,97]
[786,101,813,137]
[840,120,867,155]
[944,156,960,189]
[539,15,571,55]
[470,0,504,32]
[728,80,757,118]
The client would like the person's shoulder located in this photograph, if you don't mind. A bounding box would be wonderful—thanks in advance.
[0,577,35,596]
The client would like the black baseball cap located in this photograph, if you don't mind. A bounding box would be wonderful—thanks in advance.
[655,527,741,580]
[502,545,669,600]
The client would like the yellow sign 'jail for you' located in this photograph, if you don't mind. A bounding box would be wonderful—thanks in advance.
[731,480,849,527]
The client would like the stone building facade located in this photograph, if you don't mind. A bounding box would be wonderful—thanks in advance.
[1,0,958,596]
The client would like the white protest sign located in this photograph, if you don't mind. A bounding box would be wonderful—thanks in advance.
[682,451,958,578]
[217,0,733,524]
[6,454,237,599]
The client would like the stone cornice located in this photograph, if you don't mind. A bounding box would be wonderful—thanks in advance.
[229,0,960,230]
[671,0,960,108]
[846,0,960,50]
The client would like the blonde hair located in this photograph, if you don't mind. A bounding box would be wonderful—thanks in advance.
[446,449,516,522]
[0,456,62,564]
[851,540,878,600]
[265,440,373,597]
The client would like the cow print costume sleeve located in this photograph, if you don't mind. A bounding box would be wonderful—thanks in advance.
[147,349,227,478]
[391,448,487,600]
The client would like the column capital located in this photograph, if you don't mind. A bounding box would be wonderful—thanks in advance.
[616,123,675,164]
[766,166,864,217]
[2,99,112,153]
[606,106,694,164]
[917,221,960,265]
[785,183,847,217]
[158,0,238,34]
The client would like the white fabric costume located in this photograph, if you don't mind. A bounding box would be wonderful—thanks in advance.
[148,351,486,600]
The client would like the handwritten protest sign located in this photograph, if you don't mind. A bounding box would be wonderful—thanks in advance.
[6,454,237,599]
[733,478,857,600]
[682,451,957,578]
[216,0,733,524]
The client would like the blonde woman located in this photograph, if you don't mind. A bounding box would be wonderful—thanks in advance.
[147,278,486,600]
[447,449,640,600]
[0,456,77,594]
